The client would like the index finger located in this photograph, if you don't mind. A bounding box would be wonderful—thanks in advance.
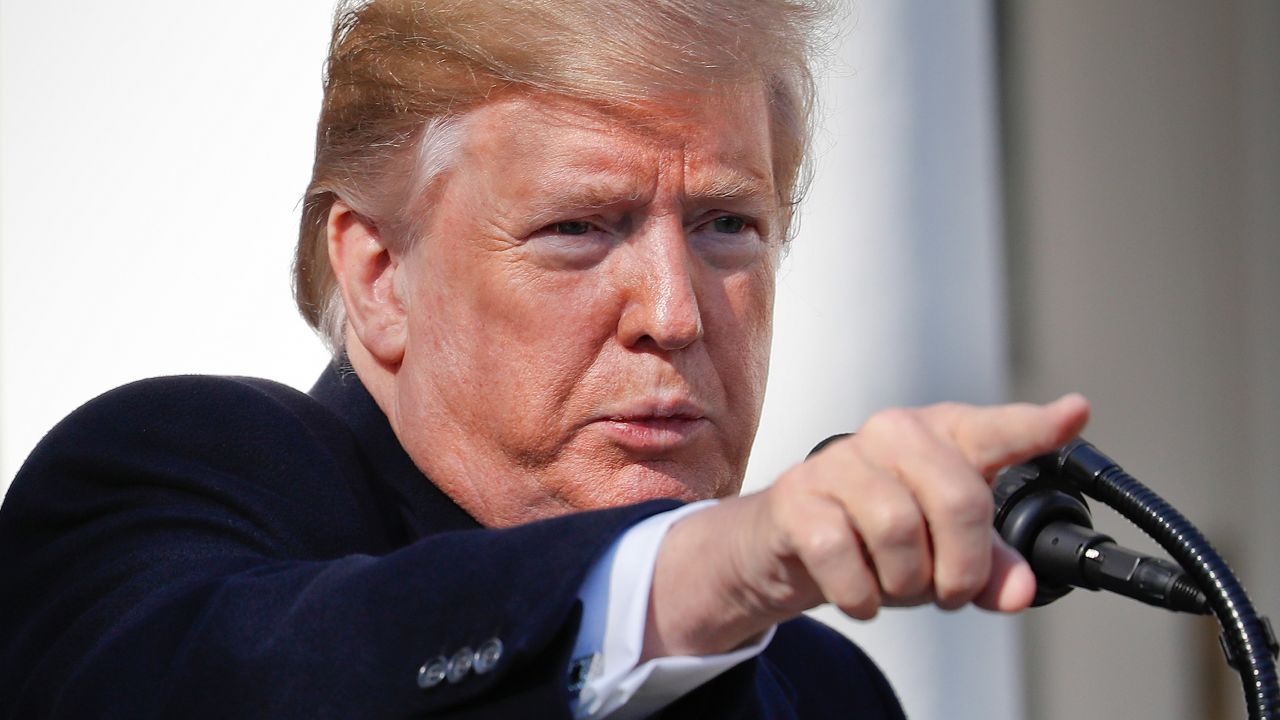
[931,393,1090,477]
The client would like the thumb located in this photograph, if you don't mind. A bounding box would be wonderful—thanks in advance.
[972,530,1036,612]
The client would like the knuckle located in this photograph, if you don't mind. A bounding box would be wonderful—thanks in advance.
[934,483,994,526]
[921,401,970,430]
[867,503,923,549]
[795,526,849,562]
[764,505,805,556]
[773,464,802,490]
[767,472,809,520]
[773,463,815,497]
[864,407,920,438]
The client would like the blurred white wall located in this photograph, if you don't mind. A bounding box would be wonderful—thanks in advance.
[2,2,1018,719]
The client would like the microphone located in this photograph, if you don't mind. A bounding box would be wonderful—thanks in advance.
[993,455,1209,614]
[808,434,1209,614]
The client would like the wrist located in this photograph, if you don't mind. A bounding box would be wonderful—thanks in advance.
[642,496,779,660]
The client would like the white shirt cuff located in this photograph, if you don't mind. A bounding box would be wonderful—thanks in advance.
[570,500,776,720]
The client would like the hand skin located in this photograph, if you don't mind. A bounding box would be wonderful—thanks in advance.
[642,393,1090,661]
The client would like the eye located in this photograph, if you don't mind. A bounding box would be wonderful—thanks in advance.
[553,220,593,236]
[524,218,613,269]
[710,215,747,234]
[691,213,765,269]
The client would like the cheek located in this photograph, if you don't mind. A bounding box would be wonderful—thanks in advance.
[717,267,776,387]
[472,266,620,380]
[412,255,619,427]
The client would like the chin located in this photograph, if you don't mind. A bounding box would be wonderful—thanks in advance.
[578,460,741,509]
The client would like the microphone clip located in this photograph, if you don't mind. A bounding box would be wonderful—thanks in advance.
[993,461,1092,607]
[993,456,1210,614]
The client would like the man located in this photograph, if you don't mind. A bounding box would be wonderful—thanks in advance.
[0,0,1089,717]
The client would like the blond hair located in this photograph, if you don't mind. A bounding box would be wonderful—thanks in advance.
[295,0,832,354]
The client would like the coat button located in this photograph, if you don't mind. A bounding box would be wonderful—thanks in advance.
[473,638,504,675]
[446,646,474,684]
[417,656,448,689]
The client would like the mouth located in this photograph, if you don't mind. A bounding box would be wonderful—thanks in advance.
[593,400,710,453]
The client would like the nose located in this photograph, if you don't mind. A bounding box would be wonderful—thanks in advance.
[616,220,704,351]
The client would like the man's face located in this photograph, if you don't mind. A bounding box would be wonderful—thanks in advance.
[389,89,781,526]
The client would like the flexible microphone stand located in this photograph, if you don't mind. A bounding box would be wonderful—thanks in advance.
[811,432,1279,716]
[1015,440,1279,719]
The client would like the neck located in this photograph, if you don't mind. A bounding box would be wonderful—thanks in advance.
[344,332,401,439]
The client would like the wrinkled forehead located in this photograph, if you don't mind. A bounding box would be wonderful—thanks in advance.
[459,87,778,195]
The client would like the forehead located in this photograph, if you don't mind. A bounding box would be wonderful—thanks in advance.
[457,88,777,196]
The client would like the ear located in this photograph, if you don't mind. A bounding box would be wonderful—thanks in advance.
[327,200,407,365]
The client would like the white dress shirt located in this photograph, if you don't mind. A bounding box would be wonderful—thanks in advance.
[570,500,777,719]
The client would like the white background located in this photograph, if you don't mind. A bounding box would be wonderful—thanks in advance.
[1,2,334,482]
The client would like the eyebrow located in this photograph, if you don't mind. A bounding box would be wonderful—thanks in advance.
[684,172,776,205]
[520,164,778,227]
[522,177,648,227]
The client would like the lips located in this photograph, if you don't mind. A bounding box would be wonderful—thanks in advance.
[593,399,709,453]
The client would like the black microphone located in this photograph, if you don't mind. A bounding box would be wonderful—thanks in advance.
[808,434,1209,614]
[993,455,1209,614]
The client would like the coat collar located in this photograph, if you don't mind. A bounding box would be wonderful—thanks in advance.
[308,361,482,538]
